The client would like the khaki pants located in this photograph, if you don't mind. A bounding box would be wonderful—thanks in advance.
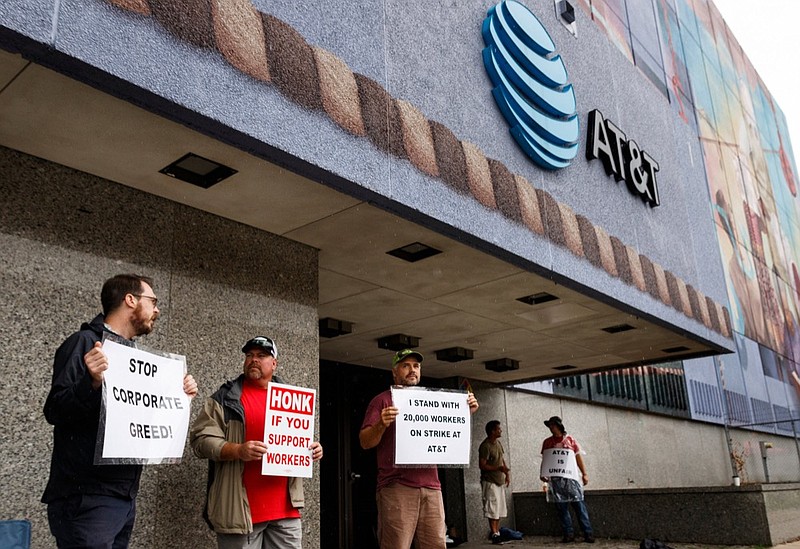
[376,484,446,549]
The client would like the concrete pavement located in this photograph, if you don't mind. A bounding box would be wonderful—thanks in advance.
[452,535,800,548]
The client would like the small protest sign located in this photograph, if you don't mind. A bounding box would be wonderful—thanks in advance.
[99,338,190,464]
[391,386,471,466]
[540,448,581,482]
[262,382,317,478]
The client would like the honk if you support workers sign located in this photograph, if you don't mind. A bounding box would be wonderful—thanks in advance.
[392,386,471,466]
[262,382,317,478]
[99,338,191,464]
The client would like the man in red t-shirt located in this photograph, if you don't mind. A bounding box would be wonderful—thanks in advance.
[540,416,594,543]
[359,349,479,548]
[191,336,323,548]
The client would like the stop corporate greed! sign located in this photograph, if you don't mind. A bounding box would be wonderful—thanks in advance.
[99,338,191,464]
[391,386,471,466]
[262,382,317,478]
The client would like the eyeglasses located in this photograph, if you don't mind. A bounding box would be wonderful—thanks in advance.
[132,294,159,307]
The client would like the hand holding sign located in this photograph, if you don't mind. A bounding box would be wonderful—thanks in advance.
[85,342,109,390]
[238,440,268,461]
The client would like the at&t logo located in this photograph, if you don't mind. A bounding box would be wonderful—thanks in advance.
[482,0,579,170]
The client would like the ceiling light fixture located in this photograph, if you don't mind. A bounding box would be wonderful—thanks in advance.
[318,317,353,338]
[602,324,636,334]
[386,242,442,263]
[517,292,559,306]
[159,152,237,188]
[435,347,474,363]
[377,334,421,351]
[485,358,519,372]
[662,346,690,353]
[553,364,577,371]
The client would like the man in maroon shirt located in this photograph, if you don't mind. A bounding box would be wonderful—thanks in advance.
[360,349,479,548]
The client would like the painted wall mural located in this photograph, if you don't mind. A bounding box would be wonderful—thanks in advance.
[576,0,800,425]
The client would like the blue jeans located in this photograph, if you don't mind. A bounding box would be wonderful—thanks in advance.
[556,500,593,537]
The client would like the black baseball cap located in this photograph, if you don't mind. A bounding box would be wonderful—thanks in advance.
[242,336,278,358]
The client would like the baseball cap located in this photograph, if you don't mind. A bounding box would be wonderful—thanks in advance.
[242,336,278,358]
[392,348,423,366]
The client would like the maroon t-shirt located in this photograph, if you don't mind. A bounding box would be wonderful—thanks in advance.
[361,389,441,491]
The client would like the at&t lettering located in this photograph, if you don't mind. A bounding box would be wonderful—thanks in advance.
[586,109,661,207]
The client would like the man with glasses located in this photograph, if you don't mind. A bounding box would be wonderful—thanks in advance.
[190,336,323,548]
[42,273,199,548]
[359,349,479,548]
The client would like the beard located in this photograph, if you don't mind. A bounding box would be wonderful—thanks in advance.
[245,365,263,380]
[131,304,156,336]
[395,375,419,386]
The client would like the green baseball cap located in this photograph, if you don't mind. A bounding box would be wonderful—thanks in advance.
[392,349,424,366]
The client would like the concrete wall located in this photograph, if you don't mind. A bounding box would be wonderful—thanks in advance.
[0,145,320,548]
[764,484,800,545]
[514,484,800,545]
[467,384,799,542]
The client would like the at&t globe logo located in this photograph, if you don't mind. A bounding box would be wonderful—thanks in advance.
[482,0,579,170]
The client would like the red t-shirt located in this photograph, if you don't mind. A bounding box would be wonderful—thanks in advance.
[541,434,581,454]
[361,389,441,491]
[241,380,301,523]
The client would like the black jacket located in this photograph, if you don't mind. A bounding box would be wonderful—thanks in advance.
[42,314,142,503]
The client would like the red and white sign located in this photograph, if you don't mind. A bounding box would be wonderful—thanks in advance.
[262,382,317,478]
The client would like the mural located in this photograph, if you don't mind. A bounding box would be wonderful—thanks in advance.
[576,0,800,425]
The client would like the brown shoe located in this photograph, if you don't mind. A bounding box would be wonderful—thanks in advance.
[583,535,595,543]
[561,534,576,543]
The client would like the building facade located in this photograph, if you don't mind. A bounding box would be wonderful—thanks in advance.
[0,0,798,546]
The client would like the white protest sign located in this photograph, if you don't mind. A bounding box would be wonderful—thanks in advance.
[540,448,581,482]
[392,386,471,466]
[262,382,316,478]
[100,339,190,463]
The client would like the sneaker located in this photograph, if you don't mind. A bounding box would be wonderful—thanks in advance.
[583,535,595,543]
[492,533,503,545]
[561,534,576,543]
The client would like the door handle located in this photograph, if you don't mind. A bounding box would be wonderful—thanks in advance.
[350,472,361,481]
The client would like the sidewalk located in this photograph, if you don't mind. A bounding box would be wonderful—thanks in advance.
[453,535,800,549]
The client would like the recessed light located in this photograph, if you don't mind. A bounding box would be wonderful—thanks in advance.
[485,358,519,372]
[386,242,442,262]
[553,365,577,371]
[319,317,353,338]
[435,347,474,362]
[662,346,690,353]
[159,153,237,188]
[377,334,421,351]
[517,292,559,306]
[602,324,635,334]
